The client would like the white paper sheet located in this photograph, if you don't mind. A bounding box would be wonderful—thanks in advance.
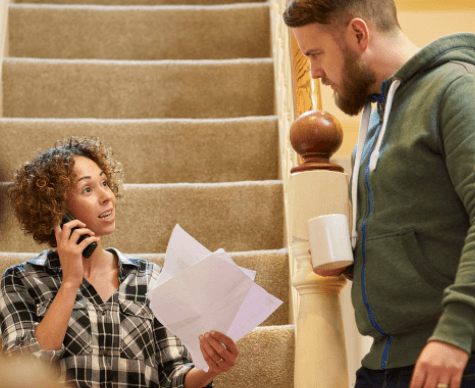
[146,225,282,371]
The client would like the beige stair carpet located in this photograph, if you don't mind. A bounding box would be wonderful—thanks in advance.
[214,325,295,388]
[0,323,295,388]
[14,0,266,5]
[9,4,271,60]
[1,0,294,386]
[0,249,289,326]
[3,58,274,119]
[0,117,279,183]
[0,181,284,253]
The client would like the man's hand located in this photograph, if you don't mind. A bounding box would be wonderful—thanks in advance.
[410,340,469,388]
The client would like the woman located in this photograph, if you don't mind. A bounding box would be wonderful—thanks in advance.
[0,136,238,387]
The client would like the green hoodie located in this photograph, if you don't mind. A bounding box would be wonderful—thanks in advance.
[350,32,475,370]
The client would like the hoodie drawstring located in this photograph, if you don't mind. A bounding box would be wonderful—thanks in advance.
[351,79,402,249]
[369,80,402,171]
[351,101,372,249]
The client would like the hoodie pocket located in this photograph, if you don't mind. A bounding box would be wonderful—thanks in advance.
[361,228,451,335]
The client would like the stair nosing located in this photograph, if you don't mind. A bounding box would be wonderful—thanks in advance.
[4,57,273,66]
[0,116,278,124]
[9,2,270,11]
[122,180,283,189]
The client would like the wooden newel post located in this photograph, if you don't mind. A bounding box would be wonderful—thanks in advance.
[289,110,350,388]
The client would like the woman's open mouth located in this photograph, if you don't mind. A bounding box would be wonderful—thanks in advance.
[98,209,113,221]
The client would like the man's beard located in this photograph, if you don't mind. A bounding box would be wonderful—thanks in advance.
[333,46,377,116]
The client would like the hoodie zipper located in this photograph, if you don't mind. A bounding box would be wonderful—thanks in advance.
[352,79,402,369]
[361,148,392,369]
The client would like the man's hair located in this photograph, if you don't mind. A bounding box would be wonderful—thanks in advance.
[283,0,401,34]
[10,136,124,247]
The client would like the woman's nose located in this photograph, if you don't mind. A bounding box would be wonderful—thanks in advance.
[99,187,112,203]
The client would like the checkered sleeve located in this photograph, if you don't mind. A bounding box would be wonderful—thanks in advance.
[146,262,213,388]
[153,321,195,388]
[0,266,64,364]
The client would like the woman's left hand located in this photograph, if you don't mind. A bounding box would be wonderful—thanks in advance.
[199,331,239,375]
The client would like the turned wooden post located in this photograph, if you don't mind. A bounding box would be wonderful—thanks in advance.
[290,110,344,173]
[289,110,350,388]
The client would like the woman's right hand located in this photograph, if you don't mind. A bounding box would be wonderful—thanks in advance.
[53,220,100,288]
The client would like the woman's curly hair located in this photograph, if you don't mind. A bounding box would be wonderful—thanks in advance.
[10,136,124,247]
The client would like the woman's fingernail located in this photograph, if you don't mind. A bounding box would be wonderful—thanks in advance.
[205,333,210,338]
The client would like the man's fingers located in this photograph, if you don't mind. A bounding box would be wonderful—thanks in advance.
[449,372,463,388]
[409,364,425,388]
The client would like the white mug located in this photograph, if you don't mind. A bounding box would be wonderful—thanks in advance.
[307,213,354,276]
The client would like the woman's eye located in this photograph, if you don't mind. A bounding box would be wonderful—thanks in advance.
[82,187,91,193]
[102,180,108,187]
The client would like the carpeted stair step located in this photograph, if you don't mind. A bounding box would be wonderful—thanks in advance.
[0,322,295,388]
[0,249,289,326]
[13,0,266,5]
[214,325,294,387]
[3,58,275,119]
[9,4,270,61]
[0,117,279,183]
[0,181,284,253]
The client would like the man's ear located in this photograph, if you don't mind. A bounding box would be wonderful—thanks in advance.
[346,18,369,52]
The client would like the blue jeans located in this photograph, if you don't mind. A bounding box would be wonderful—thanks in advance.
[354,353,475,388]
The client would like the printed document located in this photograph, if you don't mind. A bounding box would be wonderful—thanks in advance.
[146,224,283,371]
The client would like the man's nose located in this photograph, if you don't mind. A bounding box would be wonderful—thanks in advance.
[310,66,325,79]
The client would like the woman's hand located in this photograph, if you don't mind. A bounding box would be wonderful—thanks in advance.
[199,331,239,375]
[53,220,100,288]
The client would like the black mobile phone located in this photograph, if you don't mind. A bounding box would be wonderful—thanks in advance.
[60,212,97,259]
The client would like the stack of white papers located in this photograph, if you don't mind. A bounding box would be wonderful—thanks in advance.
[146,224,283,371]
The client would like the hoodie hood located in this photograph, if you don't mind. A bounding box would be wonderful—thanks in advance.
[391,33,475,85]
[351,32,475,249]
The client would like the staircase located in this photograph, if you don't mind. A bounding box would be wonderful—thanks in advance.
[0,0,294,386]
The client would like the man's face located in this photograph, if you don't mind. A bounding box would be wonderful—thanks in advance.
[292,23,377,116]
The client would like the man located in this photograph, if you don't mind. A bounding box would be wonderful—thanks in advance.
[283,1,475,387]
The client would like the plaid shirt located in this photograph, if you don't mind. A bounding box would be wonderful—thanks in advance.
[0,248,212,388]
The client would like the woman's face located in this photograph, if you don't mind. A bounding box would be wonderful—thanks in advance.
[66,156,116,237]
